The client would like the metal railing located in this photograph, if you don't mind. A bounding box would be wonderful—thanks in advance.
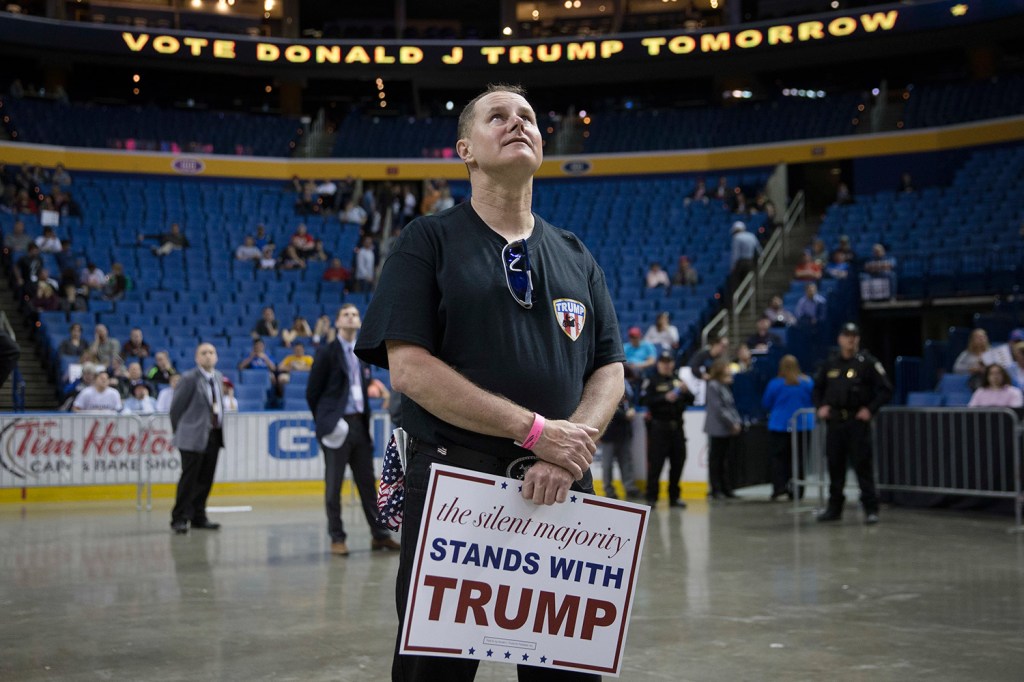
[789,407,827,513]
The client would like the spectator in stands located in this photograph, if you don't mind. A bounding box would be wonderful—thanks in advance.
[833,235,855,263]
[258,244,277,270]
[322,257,351,286]
[645,262,671,290]
[673,255,699,289]
[730,344,753,374]
[30,281,61,312]
[644,311,680,353]
[310,239,330,262]
[953,328,989,385]
[142,222,190,255]
[121,328,151,359]
[116,362,149,399]
[3,219,31,253]
[793,252,823,281]
[761,354,814,501]
[729,221,761,304]
[746,316,783,352]
[253,224,270,250]
[339,200,367,230]
[688,333,730,381]
[290,223,316,258]
[146,351,178,387]
[278,244,306,271]
[686,178,708,205]
[862,243,897,298]
[35,226,61,253]
[80,262,106,295]
[278,341,314,383]
[281,316,313,347]
[1009,342,1024,389]
[794,283,826,326]
[712,175,730,203]
[704,360,741,500]
[102,262,129,301]
[624,326,658,379]
[899,172,915,193]
[968,364,1023,408]
[316,179,338,212]
[764,295,797,327]
[124,380,157,414]
[238,338,279,392]
[58,323,87,357]
[835,182,853,205]
[353,235,376,292]
[825,250,851,280]
[55,238,78,273]
[72,370,123,413]
[312,315,334,347]
[253,306,280,338]
[155,373,180,412]
[51,163,71,188]
[222,377,238,413]
[14,188,37,215]
[33,268,59,295]
[13,243,43,295]
[89,324,121,367]
[235,235,262,262]
[809,238,829,267]
[297,179,317,215]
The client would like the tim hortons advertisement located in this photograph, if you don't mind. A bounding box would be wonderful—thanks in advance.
[400,464,649,677]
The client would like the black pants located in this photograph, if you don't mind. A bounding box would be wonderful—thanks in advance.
[172,429,222,525]
[392,449,599,682]
[707,436,735,496]
[769,430,806,498]
[645,420,685,503]
[825,419,878,513]
[323,414,388,543]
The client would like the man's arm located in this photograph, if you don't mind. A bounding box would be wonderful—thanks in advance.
[386,340,597,481]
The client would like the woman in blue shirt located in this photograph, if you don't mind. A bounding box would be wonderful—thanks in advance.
[761,355,814,500]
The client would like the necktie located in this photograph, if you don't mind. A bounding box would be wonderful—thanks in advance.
[346,345,363,413]
[208,376,220,428]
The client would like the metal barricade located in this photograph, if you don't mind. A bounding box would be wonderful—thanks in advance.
[789,407,827,514]
[873,407,1023,532]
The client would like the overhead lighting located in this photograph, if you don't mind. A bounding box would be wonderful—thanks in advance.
[190,0,201,7]
[264,0,275,10]
[502,26,512,36]
[445,101,454,111]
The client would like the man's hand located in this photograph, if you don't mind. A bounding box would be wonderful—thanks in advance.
[817,405,831,420]
[530,420,597,481]
[521,461,575,505]
[855,407,872,422]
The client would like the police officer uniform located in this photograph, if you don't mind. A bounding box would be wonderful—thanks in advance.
[641,351,694,507]
[812,323,892,523]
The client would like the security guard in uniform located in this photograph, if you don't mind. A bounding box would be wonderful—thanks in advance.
[641,351,694,508]
[813,323,892,524]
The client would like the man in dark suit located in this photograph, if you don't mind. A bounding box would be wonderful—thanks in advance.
[307,303,399,556]
[169,342,226,534]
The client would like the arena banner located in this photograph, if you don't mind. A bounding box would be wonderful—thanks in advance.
[0,411,393,488]
[0,1,1020,74]
[400,463,649,677]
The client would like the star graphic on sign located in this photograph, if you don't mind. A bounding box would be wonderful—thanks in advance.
[501,481,508,490]
[504,651,512,659]
[522,653,530,661]
[570,495,578,503]
[468,647,475,655]
[540,656,548,663]
[486,649,494,657]
[950,3,968,16]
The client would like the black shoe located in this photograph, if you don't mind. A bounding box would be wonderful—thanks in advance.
[191,520,221,530]
[864,513,880,525]
[816,509,842,522]
[770,491,787,501]
[668,500,687,509]
[723,491,738,499]
[171,520,188,534]
[645,498,658,507]
[709,492,725,500]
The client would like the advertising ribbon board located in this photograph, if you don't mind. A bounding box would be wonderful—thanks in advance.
[400,463,649,677]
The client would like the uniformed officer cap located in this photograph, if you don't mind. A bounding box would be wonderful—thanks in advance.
[840,322,861,336]
[657,351,675,362]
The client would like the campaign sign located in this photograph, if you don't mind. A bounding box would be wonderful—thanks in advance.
[400,463,649,677]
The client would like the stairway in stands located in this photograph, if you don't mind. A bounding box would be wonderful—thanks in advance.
[0,278,60,411]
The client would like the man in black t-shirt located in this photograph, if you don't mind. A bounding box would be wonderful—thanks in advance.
[356,84,624,682]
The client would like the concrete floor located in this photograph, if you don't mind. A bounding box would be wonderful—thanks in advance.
[1,489,1022,682]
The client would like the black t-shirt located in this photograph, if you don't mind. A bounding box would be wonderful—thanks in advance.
[356,201,624,460]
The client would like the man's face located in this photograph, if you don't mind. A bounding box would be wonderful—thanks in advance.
[130,329,142,344]
[95,325,108,341]
[95,373,110,391]
[336,306,361,333]
[457,91,543,177]
[127,363,142,380]
[196,344,217,371]
[263,308,274,321]
[70,325,81,339]
[838,332,859,355]
[757,318,770,334]
[771,296,782,309]
[657,359,674,375]
[805,285,817,298]
[156,352,170,369]
[292,344,305,358]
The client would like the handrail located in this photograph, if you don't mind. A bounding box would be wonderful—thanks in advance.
[730,270,755,341]
[700,307,728,348]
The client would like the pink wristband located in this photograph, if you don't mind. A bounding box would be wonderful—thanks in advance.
[517,413,545,450]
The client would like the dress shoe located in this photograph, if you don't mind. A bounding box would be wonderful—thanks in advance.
[864,513,880,525]
[668,500,687,509]
[708,492,725,500]
[723,491,738,499]
[170,521,188,534]
[816,509,843,522]
[330,542,350,556]
[372,537,401,552]
[191,520,221,530]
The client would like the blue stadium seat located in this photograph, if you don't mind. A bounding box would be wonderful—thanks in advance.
[906,392,943,407]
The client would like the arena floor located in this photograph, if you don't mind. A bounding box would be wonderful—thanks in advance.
[1,487,1022,682]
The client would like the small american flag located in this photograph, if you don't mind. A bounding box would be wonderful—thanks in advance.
[376,431,406,531]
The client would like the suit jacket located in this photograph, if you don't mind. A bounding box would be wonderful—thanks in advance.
[306,338,371,440]
[170,368,225,452]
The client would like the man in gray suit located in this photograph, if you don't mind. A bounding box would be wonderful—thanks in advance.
[170,343,226,534]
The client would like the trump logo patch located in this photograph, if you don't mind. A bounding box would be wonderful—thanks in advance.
[552,298,586,341]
